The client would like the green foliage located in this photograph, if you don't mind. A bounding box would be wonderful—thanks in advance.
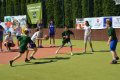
[64,0,73,28]
[45,0,54,27]
[0,0,120,27]
[94,0,103,17]
[72,0,82,27]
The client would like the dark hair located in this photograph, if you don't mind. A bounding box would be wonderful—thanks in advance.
[24,30,29,35]
[85,21,90,26]
[106,20,112,27]
[64,25,68,29]
[35,28,39,32]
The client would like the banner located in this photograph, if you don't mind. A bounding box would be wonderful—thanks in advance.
[3,15,26,34]
[76,16,120,29]
[112,16,120,28]
[27,3,42,24]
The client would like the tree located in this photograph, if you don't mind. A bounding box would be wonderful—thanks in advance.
[102,0,116,16]
[94,0,103,17]
[64,0,73,28]
[53,0,63,27]
[45,0,54,26]
[72,0,82,27]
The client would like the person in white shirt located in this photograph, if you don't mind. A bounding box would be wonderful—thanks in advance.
[29,28,45,60]
[80,21,94,53]
[4,31,15,51]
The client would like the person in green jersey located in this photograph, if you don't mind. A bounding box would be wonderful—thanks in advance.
[9,30,32,67]
[55,26,75,55]
[106,20,119,64]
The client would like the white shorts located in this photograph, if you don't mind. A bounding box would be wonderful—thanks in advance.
[84,35,91,43]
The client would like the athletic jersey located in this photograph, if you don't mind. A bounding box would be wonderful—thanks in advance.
[49,23,55,34]
[18,35,31,51]
[84,26,91,36]
[62,30,74,42]
[5,35,13,43]
[108,27,117,40]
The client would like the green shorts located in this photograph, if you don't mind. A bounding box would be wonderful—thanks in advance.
[19,47,28,54]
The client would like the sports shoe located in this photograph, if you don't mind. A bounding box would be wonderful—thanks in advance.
[116,57,119,60]
[110,60,117,64]
[25,58,30,63]
[9,60,13,67]
[30,56,36,60]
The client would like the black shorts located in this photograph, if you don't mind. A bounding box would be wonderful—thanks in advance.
[29,41,36,48]
[61,41,72,47]
[4,43,15,47]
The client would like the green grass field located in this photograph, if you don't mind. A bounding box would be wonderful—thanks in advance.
[0,39,120,80]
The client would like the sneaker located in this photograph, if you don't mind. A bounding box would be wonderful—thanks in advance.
[30,56,36,60]
[116,57,119,60]
[9,60,13,67]
[25,58,30,63]
[110,60,117,64]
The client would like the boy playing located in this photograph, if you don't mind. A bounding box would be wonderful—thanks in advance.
[106,20,119,64]
[29,28,46,60]
[55,26,75,55]
[9,30,32,67]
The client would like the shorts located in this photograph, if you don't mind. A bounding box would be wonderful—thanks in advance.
[49,33,55,37]
[110,40,118,51]
[4,42,15,47]
[29,42,36,48]
[19,47,28,54]
[16,36,21,39]
[84,35,91,43]
[0,36,3,42]
[61,41,72,47]
[37,32,43,38]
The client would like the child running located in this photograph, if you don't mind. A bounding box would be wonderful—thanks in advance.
[9,30,32,67]
[55,26,75,55]
[106,20,119,64]
[29,28,46,60]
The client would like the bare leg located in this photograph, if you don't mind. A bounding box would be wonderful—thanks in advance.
[37,40,39,47]
[0,42,2,51]
[12,53,23,61]
[70,46,73,55]
[84,42,87,53]
[50,37,52,46]
[25,50,29,59]
[55,46,63,54]
[30,48,37,57]
[53,36,55,46]
[89,41,94,52]
[39,40,42,47]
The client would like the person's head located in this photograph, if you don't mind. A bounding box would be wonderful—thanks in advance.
[85,21,90,26]
[50,20,53,24]
[35,28,39,32]
[106,20,112,28]
[24,30,29,36]
[64,25,69,31]
[7,31,11,36]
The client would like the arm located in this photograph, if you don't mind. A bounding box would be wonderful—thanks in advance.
[107,36,112,45]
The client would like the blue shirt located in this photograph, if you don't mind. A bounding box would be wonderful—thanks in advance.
[49,23,55,34]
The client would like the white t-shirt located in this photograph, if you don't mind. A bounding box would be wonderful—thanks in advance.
[31,31,40,42]
[83,26,91,36]
[5,35,13,43]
